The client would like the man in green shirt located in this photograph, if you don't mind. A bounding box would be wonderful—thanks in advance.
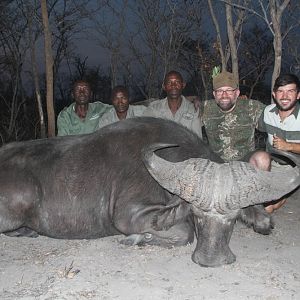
[57,80,111,136]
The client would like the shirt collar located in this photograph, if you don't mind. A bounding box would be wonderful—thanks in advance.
[270,101,300,117]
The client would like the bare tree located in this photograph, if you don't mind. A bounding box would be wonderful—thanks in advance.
[0,1,31,142]
[87,0,202,98]
[207,0,227,71]
[269,0,290,89]
[239,25,273,100]
[41,0,55,137]
[20,0,46,138]
[228,0,300,92]
[225,0,248,80]
[178,38,218,100]
[82,0,128,88]
[287,36,300,76]
[208,0,248,80]
[126,0,200,97]
[50,0,93,81]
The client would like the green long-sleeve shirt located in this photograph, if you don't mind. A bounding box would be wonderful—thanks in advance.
[57,101,111,136]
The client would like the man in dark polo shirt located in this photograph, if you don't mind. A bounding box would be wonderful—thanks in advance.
[259,73,300,212]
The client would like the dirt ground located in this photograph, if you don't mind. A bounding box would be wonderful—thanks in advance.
[1,189,299,300]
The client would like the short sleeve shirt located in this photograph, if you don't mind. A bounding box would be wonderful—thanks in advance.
[202,98,265,161]
[98,104,146,129]
[57,101,111,136]
[143,96,202,138]
[258,102,300,153]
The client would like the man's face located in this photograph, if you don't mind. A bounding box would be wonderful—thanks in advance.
[163,73,186,99]
[273,83,300,112]
[73,82,91,105]
[112,91,129,113]
[213,86,240,112]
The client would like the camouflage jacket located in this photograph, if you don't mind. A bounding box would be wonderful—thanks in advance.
[201,98,265,161]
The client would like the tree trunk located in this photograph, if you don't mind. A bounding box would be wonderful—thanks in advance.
[270,0,284,91]
[28,10,46,139]
[208,0,227,71]
[226,1,239,81]
[269,0,290,102]
[200,69,208,100]
[41,0,55,137]
[272,31,282,94]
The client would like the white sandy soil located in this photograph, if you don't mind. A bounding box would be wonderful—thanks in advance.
[1,189,299,300]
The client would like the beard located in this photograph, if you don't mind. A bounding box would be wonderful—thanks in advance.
[216,98,236,112]
[275,98,298,112]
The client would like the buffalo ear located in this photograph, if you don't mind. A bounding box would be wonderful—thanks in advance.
[152,198,191,231]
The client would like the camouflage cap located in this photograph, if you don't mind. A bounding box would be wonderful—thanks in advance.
[213,71,238,90]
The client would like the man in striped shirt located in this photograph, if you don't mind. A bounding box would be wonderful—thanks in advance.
[259,73,300,212]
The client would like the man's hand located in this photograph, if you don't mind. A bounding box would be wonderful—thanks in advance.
[186,96,200,112]
[273,135,291,151]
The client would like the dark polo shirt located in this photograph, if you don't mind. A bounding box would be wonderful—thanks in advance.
[258,102,300,152]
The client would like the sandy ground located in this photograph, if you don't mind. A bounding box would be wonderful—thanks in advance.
[1,189,299,300]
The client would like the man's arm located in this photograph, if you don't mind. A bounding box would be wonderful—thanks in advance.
[98,109,115,129]
[57,112,70,136]
[189,108,203,139]
[256,110,266,132]
[186,96,200,112]
[142,106,159,117]
[131,104,147,116]
[273,135,300,154]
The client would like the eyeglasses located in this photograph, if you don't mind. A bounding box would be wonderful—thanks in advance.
[214,89,237,96]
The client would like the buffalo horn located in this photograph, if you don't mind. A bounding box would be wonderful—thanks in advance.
[143,144,300,213]
[142,143,216,211]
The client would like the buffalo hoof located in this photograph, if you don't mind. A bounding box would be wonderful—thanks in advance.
[5,227,39,238]
[120,233,152,246]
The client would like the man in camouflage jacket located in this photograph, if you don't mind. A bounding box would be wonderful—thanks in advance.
[201,72,265,162]
[201,71,282,213]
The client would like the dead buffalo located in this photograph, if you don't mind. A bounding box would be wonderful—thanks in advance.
[0,117,299,267]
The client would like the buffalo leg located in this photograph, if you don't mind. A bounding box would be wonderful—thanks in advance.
[120,221,194,248]
[115,201,194,247]
[5,227,39,238]
[0,169,39,234]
